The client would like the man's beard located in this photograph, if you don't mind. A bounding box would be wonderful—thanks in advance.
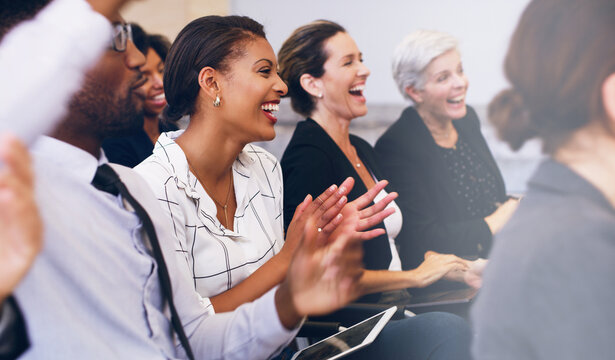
[69,77,145,140]
[105,90,144,138]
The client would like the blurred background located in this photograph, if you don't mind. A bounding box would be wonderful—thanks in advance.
[122,0,543,193]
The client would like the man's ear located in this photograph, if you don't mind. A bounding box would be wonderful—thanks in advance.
[405,86,423,104]
[198,67,220,99]
[602,73,615,127]
[299,73,323,98]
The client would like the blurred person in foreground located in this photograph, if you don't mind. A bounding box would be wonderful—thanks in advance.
[0,0,134,356]
[471,0,615,358]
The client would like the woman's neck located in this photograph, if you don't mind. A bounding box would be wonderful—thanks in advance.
[175,112,242,183]
[310,110,353,150]
[416,106,457,148]
[554,121,615,208]
[143,115,161,144]
[310,110,377,190]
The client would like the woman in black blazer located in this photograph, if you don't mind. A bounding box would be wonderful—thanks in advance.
[278,20,471,305]
[375,30,519,273]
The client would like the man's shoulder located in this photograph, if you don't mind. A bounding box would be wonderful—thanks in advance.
[110,164,162,203]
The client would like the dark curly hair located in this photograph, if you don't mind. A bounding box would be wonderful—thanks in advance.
[130,23,171,62]
[0,0,51,40]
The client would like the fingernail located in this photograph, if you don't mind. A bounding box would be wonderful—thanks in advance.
[328,184,337,193]
[338,186,346,194]
[304,194,311,202]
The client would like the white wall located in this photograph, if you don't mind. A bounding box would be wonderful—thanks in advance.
[122,0,229,42]
[231,0,530,107]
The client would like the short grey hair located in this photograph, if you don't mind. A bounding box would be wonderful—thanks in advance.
[392,30,459,103]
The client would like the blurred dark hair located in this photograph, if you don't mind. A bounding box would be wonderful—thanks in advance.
[278,20,346,117]
[489,0,615,153]
[162,15,265,122]
[0,0,51,40]
[130,23,171,62]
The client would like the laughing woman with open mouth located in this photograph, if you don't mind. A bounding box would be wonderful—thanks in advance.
[375,31,519,291]
[279,21,473,306]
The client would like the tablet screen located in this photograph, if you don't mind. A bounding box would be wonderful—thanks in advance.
[292,310,389,360]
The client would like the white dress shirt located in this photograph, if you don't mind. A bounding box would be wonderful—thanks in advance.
[16,136,296,359]
[0,0,110,144]
[135,131,285,301]
[0,0,109,355]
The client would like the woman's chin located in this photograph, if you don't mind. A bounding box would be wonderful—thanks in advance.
[258,129,276,143]
[449,104,467,120]
[351,105,369,119]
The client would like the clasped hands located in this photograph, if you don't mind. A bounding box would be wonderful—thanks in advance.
[421,251,487,290]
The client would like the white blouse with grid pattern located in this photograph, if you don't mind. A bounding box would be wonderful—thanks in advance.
[135,130,284,303]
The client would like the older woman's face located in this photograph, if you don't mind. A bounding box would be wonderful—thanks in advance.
[317,32,370,120]
[412,49,468,123]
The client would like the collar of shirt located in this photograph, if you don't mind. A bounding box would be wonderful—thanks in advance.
[32,135,108,184]
[530,159,615,213]
[153,130,259,236]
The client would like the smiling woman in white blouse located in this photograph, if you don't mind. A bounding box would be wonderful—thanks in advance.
[134,15,394,314]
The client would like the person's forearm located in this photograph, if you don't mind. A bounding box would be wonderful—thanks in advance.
[209,253,290,313]
[358,269,421,295]
[274,282,303,330]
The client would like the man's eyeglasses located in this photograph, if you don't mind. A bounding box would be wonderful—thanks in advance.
[111,23,133,52]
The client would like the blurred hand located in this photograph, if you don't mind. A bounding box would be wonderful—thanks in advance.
[0,134,42,302]
[281,216,364,320]
[87,0,136,21]
[485,197,520,234]
[464,258,487,289]
[275,178,398,328]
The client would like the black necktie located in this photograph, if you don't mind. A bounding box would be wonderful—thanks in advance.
[92,164,195,360]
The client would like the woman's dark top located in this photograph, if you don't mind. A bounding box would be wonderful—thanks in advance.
[281,118,392,303]
[102,120,178,168]
[375,106,507,270]
[438,134,501,218]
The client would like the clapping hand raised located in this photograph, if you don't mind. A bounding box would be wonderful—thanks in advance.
[276,177,398,327]
[0,134,42,302]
